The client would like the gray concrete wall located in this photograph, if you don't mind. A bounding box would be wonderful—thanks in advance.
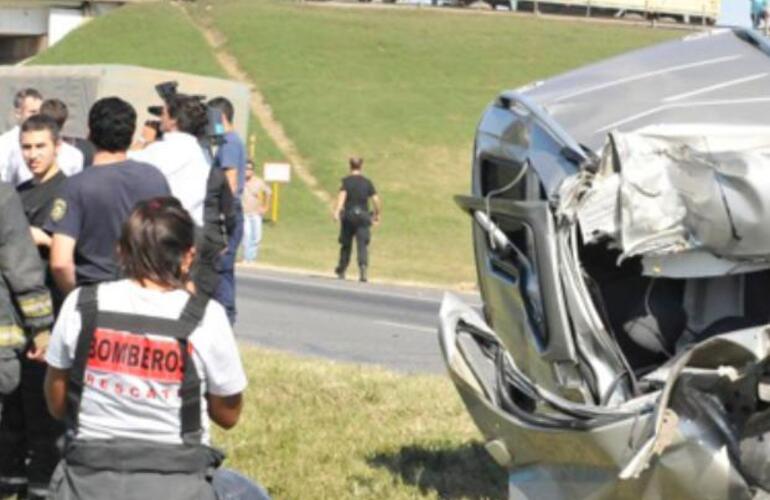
[0,65,251,143]
[0,8,48,36]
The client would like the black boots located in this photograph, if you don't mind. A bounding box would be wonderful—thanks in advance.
[335,266,367,282]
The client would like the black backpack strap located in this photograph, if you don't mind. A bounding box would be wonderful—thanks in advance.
[66,285,99,433]
[177,293,210,445]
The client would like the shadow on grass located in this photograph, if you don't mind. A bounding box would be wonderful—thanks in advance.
[368,441,507,499]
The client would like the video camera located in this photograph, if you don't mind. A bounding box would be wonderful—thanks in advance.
[147,80,226,147]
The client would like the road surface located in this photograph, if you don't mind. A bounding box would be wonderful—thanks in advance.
[234,268,480,374]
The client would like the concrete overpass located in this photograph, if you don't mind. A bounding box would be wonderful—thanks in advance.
[0,1,154,64]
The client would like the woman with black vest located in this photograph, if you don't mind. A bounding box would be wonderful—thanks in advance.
[42,197,268,499]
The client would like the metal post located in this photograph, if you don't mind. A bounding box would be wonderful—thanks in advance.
[249,134,257,162]
[271,182,280,222]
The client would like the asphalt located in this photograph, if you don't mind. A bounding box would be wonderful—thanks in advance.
[233,267,481,374]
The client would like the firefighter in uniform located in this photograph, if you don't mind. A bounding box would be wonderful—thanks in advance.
[0,182,54,498]
[43,197,268,499]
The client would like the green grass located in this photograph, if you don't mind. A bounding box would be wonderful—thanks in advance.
[33,3,224,77]
[33,0,681,284]
[215,345,506,499]
[31,2,336,272]
[191,0,680,284]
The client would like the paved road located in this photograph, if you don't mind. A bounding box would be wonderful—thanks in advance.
[234,268,481,374]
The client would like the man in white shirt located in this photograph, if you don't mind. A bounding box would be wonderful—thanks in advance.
[0,90,84,186]
[129,94,210,227]
[39,99,85,175]
[0,89,42,184]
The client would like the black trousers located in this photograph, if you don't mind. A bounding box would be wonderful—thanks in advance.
[336,219,371,273]
[0,352,64,497]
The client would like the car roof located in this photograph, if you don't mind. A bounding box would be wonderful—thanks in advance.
[516,28,770,151]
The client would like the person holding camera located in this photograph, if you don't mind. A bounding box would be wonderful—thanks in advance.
[129,94,210,228]
[333,157,381,282]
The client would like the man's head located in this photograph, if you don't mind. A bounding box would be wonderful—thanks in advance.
[207,97,234,128]
[13,88,43,124]
[349,157,364,172]
[20,114,60,180]
[162,94,208,137]
[88,97,136,153]
[40,98,69,130]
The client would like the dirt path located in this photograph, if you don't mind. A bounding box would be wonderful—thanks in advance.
[175,4,334,206]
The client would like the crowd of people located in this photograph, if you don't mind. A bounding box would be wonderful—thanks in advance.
[0,87,269,499]
[0,83,383,499]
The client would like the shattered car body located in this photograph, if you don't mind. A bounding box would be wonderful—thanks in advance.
[439,28,770,499]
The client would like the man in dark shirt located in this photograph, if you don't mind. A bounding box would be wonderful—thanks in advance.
[46,97,170,293]
[208,97,246,324]
[333,157,382,282]
[0,114,63,500]
[17,115,67,304]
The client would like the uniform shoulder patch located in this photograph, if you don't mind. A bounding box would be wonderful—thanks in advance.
[50,198,67,222]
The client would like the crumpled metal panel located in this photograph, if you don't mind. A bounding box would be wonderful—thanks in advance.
[613,125,770,261]
[439,293,770,499]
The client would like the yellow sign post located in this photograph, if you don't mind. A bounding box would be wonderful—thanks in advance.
[248,134,257,162]
[271,183,280,222]
[263,163,292,223]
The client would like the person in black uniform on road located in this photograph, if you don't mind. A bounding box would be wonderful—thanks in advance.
[333,157,381,282]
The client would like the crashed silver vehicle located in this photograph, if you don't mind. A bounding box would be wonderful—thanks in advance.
[439,28,770,499]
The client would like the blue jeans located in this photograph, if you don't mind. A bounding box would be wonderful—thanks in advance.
[214,209,243,325]
[212,469,270,499]
[242,213,263,262]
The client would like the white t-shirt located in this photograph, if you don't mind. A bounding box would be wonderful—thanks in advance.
[129,132,209,226]
[0,126,20,183]
[0,126,84,184]
[46,280,247,445]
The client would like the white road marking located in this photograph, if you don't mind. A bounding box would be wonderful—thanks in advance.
[375,320,436,334]
[662,73,768,103]
[553,54,743,103]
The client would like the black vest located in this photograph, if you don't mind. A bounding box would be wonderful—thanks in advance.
[63,284,223,474]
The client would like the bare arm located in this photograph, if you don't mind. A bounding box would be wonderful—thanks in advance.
[371,194,382,224]
[333,191,347,222]
[207,393,243,429]
[44,366,69,420]
[50,234,77,295]
[223,168,238,195]
[260,184,272,216]
[30,227,52,248]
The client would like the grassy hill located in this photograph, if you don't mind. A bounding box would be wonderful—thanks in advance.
[192,0,680,284]
[34,0,679,285]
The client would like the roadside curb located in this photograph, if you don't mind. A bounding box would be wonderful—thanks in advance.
[236,261,478,293]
